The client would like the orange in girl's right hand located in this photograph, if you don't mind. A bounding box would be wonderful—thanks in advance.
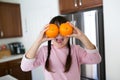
[59,22,73,37]
[45,24,59,38]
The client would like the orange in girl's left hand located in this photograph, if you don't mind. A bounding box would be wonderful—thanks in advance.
[45,24,59,38]
[59,22,73,37]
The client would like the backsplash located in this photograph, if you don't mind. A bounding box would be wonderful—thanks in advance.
[0,37,22,45]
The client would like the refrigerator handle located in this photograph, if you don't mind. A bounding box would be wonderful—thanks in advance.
[95,10,99,49]
[70,14,76,45]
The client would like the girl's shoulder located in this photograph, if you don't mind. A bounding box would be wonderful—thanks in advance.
[38,45,48,52]
[41,45,48,49]
[71,44,85,53]
[71,44,82,49]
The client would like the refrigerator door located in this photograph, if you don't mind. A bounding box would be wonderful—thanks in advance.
[63,7,105,80]
[83,10,98,79]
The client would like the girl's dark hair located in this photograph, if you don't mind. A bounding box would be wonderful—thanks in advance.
[45,16,72,72]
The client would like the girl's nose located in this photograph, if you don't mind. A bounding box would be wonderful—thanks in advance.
[56,34,63,38]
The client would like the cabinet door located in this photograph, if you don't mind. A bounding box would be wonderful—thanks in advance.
[0,2,22,38]
[59,0,79,14]
[0,62,8,76]
[0,21,2,38]
[8,58,32,80]
[78,0,103,10]
[59,0,102,14]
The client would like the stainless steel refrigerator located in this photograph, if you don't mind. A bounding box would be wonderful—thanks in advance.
[62,7,105,80]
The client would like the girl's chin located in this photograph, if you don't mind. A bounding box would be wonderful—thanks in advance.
[57,46,64,48]
[54,44,66,48]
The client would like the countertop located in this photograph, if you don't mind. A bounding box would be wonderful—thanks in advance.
[0,75,18,80]
[0,54,24,63]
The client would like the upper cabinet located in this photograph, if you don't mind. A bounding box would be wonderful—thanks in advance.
[59,0,79,14]
[0,2,22,38]
[59,0,103,14]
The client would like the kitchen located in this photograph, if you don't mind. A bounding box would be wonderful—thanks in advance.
[0,0,120,80]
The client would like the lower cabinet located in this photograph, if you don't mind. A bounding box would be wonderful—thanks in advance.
[0,58,32,80]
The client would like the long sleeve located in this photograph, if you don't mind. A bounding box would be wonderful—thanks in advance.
[74,45,101,64]
[21,55,36,71]
[20,46,47,72]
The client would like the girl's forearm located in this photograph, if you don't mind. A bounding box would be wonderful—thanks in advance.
[25,39,42,59]
[78,35,96,50]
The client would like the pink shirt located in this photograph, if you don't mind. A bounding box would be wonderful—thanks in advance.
[21,45,101,80]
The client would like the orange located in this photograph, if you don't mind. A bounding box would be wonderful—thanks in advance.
[59,22,73,36]
[45,24,59,38]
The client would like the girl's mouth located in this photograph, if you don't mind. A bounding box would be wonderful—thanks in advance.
[55,38,64,43]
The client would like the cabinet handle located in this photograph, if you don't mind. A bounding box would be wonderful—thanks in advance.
[74,0,78,7]
[5,70,8,74]
[79,0,82,6]
[17,61,21,64]
[9,69,12,74]
[1,31,4,37]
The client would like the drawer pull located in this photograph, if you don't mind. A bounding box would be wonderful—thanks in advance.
[1,31,4,37]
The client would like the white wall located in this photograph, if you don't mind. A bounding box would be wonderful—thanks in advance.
[0,0,59,80]
[103,0,120,80]
[20,0,59,80]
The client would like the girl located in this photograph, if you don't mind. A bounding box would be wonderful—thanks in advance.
[21,16,101,80]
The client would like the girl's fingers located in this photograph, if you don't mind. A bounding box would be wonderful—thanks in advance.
[44,24,49,29]
[40,25,49,35]
[67,34,77,38]
[68,22,80,33]
[41,24,49,34]
[43,27,49,32]
[44,24,49,31]
[66,22,80,33]
[39,28,48,39]
[67,22,75,28]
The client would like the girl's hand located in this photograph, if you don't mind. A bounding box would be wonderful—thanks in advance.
[37,25,54,44]
[67,22,84,40]
[25,24,54,59]
[67,22,96,49]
